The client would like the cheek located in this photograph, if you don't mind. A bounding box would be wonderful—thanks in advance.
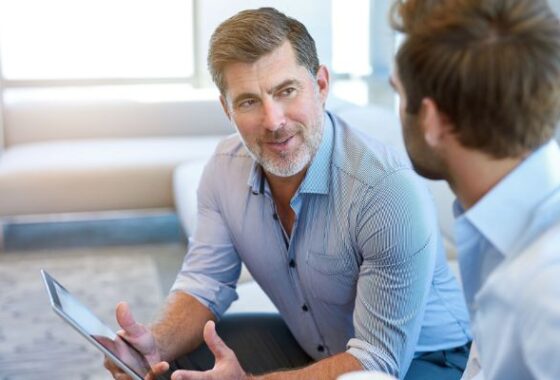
[232,117,258,137]
[402,114,421,151]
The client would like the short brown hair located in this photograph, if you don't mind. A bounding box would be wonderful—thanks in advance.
[392,0,560,158]
[208,7,320,96]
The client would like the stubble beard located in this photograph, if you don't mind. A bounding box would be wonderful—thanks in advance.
[402,112,447,181]
[240,114,325,178]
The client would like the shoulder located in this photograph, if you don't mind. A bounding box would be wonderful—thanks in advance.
[330,113,415,190]
[212,133,251,159]
[205,134,253,169]
[199,134,254,191]
[329,115,432,212]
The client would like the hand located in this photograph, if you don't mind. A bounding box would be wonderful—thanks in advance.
[170,320,249,380]
[103,302,169,380]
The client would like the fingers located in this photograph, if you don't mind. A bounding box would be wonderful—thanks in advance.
[169,322,245,380]
[203,320,232,362]
[145,361,171,380]
[171,369,209,380]
[114,302,159,363]
[104,356,132,380]
[116,302,146,337]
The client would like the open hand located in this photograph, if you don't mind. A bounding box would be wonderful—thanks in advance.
[170,320,249,380]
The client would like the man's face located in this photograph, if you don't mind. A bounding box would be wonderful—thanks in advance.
[221,41,328,178]
[390,70,446,180]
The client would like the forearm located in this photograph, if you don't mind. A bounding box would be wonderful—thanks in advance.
[252,353,363,380]
[150,291,215,362]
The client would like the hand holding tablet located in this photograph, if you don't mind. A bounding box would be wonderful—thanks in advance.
[41,270,168,380]
[104,302,170,380]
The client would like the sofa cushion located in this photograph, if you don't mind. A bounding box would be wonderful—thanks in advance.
[3,87,231,146]
[0,137,223,217]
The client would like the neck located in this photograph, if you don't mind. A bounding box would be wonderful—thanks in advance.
[265,168,308,207]
[446,148,527,210]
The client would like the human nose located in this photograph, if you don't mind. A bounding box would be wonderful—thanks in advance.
[261,98,286,131]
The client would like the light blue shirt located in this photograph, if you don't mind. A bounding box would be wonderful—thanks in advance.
[454,140,560,380]
[172,112,471,378]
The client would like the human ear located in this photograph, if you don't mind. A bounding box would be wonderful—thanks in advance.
[315,65,330,104]
[420,98,449,147]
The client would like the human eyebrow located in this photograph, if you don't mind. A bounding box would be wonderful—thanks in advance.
[230,79,302,106]
[269,79,302,94]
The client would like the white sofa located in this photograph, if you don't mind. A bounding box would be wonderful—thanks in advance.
[0,87,233,248]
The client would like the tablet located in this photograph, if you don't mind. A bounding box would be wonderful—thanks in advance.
[41,269,153,380]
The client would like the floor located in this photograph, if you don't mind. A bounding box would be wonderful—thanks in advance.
[1,212,188,294]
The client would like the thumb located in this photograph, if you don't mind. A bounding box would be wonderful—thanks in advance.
[203,320,231,361]
[116,301,145,337]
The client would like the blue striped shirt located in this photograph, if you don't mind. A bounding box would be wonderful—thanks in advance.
[172,112,471,378]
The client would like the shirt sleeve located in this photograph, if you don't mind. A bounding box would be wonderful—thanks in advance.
[519,259,560,379]
[346,169,438,378]
[171,157,242,319]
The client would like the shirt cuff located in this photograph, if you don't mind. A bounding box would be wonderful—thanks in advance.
[347,338,399,377]
[170,272,238,319]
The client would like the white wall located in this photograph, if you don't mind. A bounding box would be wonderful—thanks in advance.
[551,0,560,16]
[194,0,332,88]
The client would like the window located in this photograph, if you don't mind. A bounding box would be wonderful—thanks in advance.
[330,0,395,107]
[0,0,193,81]
[0,0,395,109]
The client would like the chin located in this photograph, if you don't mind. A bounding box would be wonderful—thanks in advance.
[411,161,445,181]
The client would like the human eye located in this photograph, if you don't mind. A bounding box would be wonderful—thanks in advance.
[236,98,258,111]
[278,87,296,98]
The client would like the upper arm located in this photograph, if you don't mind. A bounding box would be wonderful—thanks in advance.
[348,169,438,376]
[519,263,560,378]
[172,157,242,318]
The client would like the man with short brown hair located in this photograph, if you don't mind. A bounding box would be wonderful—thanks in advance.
[104,7,471,380]
[390,0,560,378]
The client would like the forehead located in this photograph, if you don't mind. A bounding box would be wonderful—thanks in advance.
[222,41,311,98]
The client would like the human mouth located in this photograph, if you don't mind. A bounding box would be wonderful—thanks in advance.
[264,135,296,152]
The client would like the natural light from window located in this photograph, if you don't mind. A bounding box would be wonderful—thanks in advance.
[332,0,370,76]
[0,0,193,80]
[331,0,371,105]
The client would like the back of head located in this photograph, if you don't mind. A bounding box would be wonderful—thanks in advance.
[208,7,319,96]
[393,0,560,158]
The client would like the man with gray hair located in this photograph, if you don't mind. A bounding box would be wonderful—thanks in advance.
[105,7,471,380]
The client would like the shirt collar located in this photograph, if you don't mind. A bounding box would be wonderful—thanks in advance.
[247,112,334,196]
[248,160,265,195]
[460,140,560,257]
[299,112,333,195]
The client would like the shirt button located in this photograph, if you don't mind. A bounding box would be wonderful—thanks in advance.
[317,345,325,352]
[272,213,279,220]
[289,259,296,268]
[302,304,309,312]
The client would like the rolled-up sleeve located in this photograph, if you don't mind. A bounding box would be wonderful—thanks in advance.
[171,157,242,319]
[346,169,437,379]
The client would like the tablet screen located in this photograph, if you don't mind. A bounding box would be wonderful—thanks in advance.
[42,270,152,380]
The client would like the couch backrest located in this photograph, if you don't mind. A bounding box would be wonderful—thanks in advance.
[3,87,231,147]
